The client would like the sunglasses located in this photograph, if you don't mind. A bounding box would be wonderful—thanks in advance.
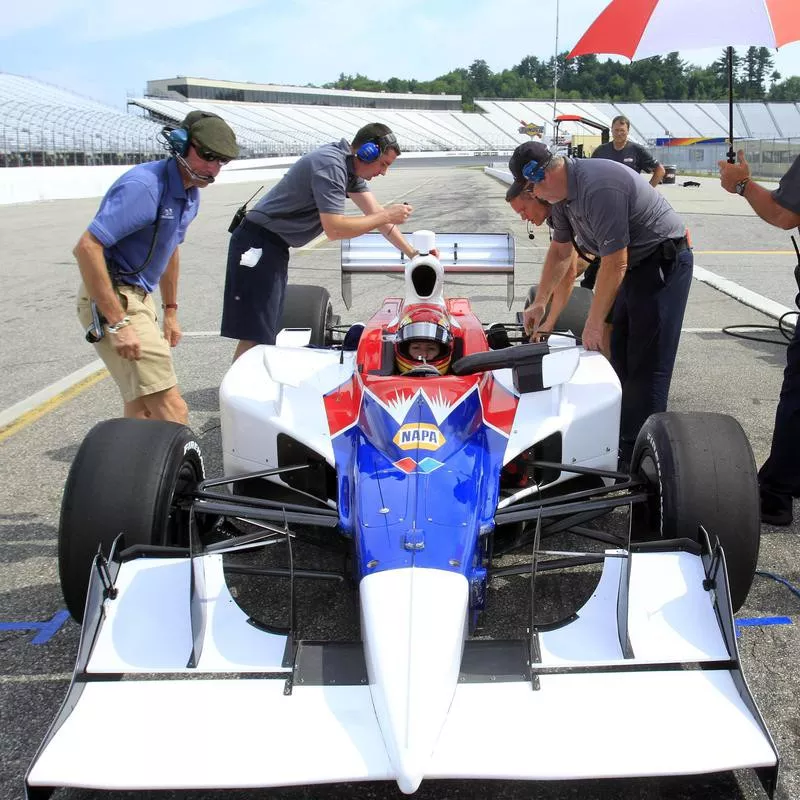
[191,142,230,165]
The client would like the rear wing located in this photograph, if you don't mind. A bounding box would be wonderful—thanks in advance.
[340,232,515,309]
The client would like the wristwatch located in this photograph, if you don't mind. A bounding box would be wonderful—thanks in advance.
[735,178,750,196]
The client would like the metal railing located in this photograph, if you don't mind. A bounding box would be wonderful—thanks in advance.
[651,138,800,180]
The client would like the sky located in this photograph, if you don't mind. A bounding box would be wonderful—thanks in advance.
[3,0,800,109]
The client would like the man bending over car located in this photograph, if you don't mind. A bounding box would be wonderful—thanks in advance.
[222,123,421,362]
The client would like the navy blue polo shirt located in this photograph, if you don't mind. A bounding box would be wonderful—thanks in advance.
[773,154,800,214]
[88,158,199,293]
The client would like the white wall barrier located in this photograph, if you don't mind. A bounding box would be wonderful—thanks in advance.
[484,166,513,186]
[1,152,513,206]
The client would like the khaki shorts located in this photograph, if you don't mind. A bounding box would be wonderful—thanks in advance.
[77,282,177,403]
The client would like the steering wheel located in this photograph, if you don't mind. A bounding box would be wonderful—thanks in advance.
[403,365,440,377]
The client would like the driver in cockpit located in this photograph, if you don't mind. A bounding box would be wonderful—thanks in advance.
[394,306,453,375]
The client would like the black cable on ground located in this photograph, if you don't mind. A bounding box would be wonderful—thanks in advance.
[722,310,798,346]
[755,570,800,601]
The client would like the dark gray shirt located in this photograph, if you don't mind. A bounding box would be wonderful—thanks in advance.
[772,154,800,214]
[591,141,660,174]
[550,158,685,265]
[246,138,368,247]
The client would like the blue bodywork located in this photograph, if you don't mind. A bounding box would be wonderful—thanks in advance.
[331,385,509,618]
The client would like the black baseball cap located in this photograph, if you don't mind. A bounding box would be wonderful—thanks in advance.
[506,141,554,200]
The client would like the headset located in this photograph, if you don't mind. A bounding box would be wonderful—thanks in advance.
[164,126,191,157]
[522,158,548,184]
[161,110,223,157]
[160,112,221,184]
[355,131,398,163]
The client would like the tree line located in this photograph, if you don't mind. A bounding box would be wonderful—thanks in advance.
[324,48,800,111]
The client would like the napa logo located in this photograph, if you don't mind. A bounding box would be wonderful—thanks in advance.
[393,423,445,451]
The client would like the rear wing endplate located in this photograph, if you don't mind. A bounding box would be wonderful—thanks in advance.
[340,232,516,309]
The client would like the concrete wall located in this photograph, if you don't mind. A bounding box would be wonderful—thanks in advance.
[0,150,498,206]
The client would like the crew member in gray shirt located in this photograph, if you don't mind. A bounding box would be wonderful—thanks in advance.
[507,141,693,466]
[221,123,417,361]
[591,115,665,188]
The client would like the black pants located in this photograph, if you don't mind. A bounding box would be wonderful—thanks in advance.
[611,245,694,463]
[758,321,800,513]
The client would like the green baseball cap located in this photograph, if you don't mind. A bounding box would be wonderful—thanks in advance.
[181,111,239,160]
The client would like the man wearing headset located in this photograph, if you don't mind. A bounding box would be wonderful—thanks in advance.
[221,123,417,361]
[509,141,692,468]
[505,182,596,340]
[75,111,238,423]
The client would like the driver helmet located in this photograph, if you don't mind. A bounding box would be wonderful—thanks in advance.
[394,305,453,375]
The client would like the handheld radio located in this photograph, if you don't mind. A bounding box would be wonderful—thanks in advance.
[229,185,265,233]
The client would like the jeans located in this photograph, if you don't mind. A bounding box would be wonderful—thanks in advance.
[611,246,694,463]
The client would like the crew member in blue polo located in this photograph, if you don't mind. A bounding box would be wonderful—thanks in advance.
[221,123,417,361]
[509,141,693,467]
[75,111,238,423]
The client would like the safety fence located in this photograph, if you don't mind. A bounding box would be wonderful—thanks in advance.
[651,138,800,181]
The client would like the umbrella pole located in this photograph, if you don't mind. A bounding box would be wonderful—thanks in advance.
[727,46,735,163]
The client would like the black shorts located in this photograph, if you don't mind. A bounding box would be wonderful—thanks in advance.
[220,220,290,344]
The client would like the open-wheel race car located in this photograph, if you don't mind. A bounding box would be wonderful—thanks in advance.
[28,231,778,798]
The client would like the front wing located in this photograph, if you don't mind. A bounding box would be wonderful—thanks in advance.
[27,545,778,797]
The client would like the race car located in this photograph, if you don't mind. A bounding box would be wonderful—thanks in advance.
[27,231,778,798]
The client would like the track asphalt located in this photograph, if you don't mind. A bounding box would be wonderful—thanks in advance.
[1,161,798,800]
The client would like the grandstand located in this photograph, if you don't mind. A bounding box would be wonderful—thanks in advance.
[0,74,163,167]
[3,71,800,170]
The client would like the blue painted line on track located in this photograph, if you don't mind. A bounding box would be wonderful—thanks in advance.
[0,610,71,644]
[735,616,793,638]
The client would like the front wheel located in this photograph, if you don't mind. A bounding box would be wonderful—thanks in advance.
[631,412,760,612]
[58,419,205,622]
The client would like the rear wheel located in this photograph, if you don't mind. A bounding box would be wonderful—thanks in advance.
[630,412,760,611]
[58,419,205,622]
[526,284,592,337]
[279,285,332,346]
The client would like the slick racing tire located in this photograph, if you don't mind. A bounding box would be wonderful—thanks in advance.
[58,419,205,622]
[525,284,592,338]
[630,412,760,612]
[279,284,332,347]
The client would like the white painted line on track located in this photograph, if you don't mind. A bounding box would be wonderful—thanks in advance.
[0,359,105,430]
[693,264,796,328]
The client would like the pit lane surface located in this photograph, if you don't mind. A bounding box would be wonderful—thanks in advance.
[1,163,798,800]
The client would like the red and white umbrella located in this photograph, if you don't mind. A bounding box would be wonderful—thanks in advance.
[568,0,800,159]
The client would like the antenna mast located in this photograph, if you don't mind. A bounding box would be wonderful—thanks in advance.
[552,0,560,136]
